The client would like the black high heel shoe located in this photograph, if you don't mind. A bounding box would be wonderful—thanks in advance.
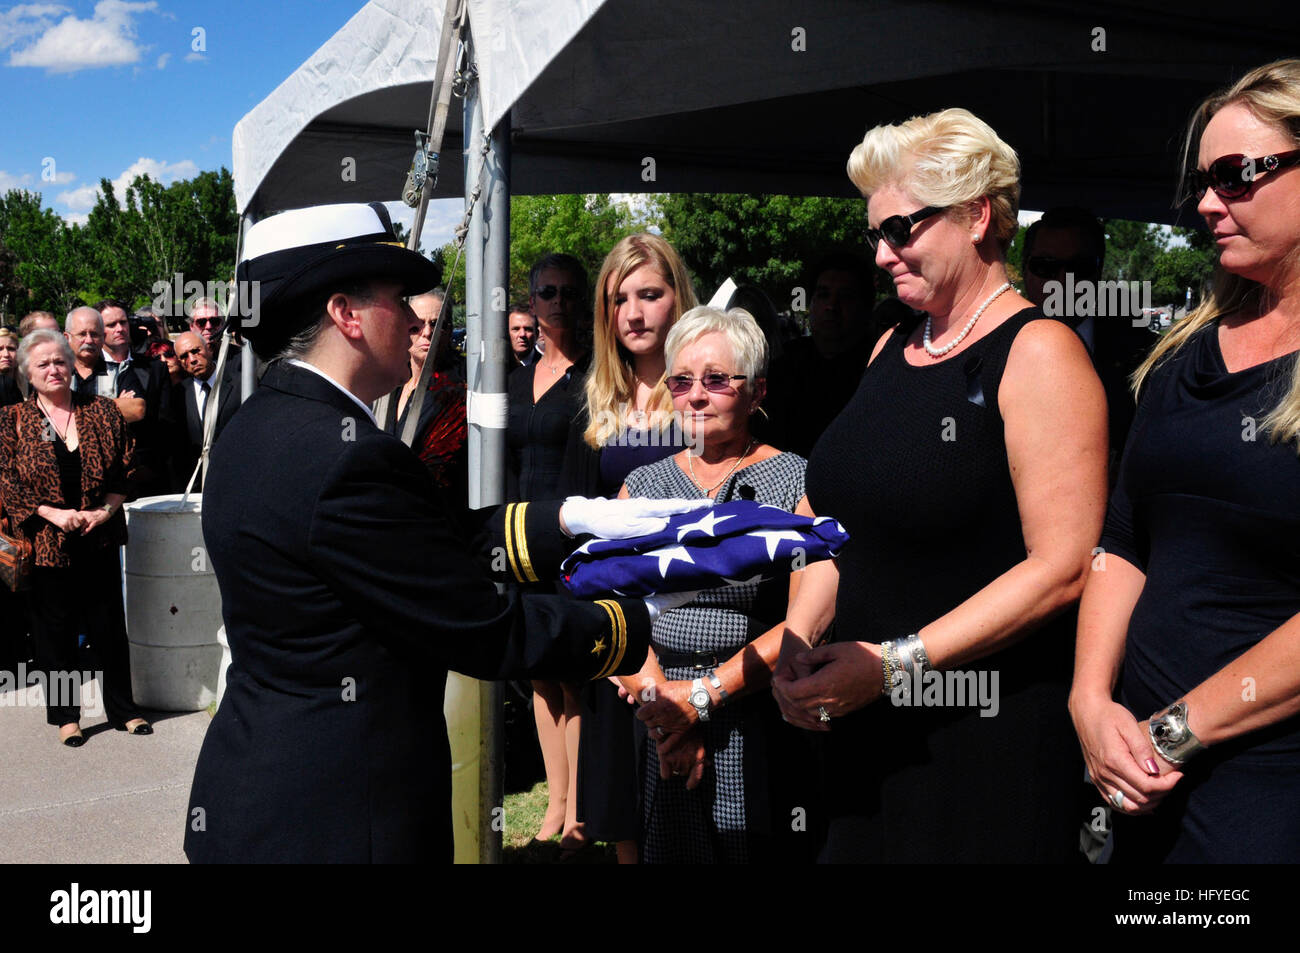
[60,726,85,747]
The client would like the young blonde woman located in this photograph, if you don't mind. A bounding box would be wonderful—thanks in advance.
[558,233,698,862]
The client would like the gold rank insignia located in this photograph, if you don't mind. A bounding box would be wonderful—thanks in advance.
[591,638,606,656]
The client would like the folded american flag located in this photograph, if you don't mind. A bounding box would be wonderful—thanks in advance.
[559,500,850,597]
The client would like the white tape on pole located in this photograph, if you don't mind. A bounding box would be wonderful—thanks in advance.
[466,390,508,429]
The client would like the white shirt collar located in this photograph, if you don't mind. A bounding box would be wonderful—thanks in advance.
[286,359,377,426]
[102,349,131,368]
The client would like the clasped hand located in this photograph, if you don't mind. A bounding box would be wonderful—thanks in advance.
[1070,695,1183,815]
[612,677,708,789]
[47,506,110,535]
[772,630,884,731]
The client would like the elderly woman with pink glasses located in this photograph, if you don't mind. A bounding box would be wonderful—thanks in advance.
[614,305,820,864]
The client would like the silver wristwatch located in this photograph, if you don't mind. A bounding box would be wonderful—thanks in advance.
[689,677,712,723]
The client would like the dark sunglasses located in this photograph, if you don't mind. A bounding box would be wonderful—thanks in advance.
[1184,149,1300,202]
[534,284,581,302]
[866,205,947,251]
[1026,255,1101,280]
[665,373,747,395]
[192,317,223,327]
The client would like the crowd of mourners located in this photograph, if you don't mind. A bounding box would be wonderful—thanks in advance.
[4,56,1300,864]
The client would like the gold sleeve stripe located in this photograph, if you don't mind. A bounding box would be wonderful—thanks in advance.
[513,502,540,583]
[592,599,628,679]
[591,601,618,679]
[503,504,526,583]
[606,600,628,675]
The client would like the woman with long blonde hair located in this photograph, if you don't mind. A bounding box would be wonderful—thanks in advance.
[559,232,698,862]
[1070,59,1300,862]
[0,328,22,406]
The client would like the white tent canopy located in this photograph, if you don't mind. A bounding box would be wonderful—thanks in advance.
[232,0,1298,226]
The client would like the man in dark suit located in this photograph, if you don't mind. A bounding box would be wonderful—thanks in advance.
[66,303,173,497]
[507,302,540,371]
[184,202,697,863]
[171,331,242,489]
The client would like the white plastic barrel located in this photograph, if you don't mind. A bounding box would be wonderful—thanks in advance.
[123,494,223,711]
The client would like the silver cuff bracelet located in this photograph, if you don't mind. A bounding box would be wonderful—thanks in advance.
[1148,699,1205,765]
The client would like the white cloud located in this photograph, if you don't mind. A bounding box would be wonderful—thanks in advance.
[184,50,202,62]
[63,212,89,226]
[155,51,168,69]
[57,183,99,213]
[0,4,68,51]
[8,0,157,73]
[55,156,198,213]
[0,169,35,191]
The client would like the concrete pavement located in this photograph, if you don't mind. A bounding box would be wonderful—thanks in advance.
[0,677,210,864]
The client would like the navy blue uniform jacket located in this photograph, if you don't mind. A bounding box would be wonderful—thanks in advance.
[184,361,648,863]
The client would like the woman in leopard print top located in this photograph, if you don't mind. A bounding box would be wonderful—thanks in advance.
[0,329,149,746]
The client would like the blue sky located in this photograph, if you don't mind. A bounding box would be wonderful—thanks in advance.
[0,0,459,243]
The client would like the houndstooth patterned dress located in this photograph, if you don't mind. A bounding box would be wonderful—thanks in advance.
[624,451,807,863]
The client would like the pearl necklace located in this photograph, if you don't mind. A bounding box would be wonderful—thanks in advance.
[687,438,756,495]
[923,281,1011,357]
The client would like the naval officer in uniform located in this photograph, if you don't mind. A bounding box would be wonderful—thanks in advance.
[184,203,698,862]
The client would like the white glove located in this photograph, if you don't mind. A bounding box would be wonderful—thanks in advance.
[643,590,700,623]
[560,496,712,540]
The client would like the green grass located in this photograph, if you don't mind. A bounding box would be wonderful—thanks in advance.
[502,781,616,864]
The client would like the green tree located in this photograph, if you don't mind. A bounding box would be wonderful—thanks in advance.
[509,193,638,299]
[0,237,27,323]
[428,193,640,318]
[656,193,870,306]
[0,189,90,317]
[83,176,151,300]
[1103,219,1164,283]
[81,168,239,307]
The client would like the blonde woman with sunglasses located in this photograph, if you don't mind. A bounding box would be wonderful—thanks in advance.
[773,107,1107,862]
[1069,59,1300,863]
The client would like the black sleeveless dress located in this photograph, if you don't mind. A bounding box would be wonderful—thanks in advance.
[805,307,1082,863]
